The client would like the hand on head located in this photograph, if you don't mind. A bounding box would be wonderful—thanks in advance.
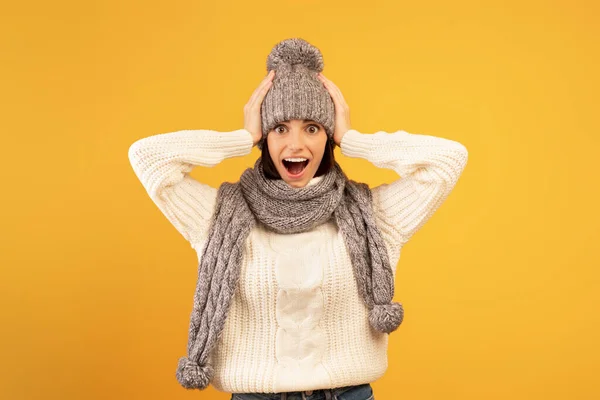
[244,70,275,147]
[317,73,352,146]
[244,69,352,148]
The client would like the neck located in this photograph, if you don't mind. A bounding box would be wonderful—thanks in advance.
[307,175,324,186]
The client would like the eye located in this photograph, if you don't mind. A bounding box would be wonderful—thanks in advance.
[307,124,320,134]
[274,125,287,134]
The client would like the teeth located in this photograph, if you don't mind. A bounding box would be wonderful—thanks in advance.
[284,158,308,162]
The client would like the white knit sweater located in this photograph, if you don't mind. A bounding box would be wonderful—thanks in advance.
[128,128,468,394]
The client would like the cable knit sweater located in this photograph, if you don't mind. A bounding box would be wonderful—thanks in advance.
[127,128,468,394]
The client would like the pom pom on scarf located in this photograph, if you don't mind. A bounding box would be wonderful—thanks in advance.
[176,356,214,390]
[369,302,404,333]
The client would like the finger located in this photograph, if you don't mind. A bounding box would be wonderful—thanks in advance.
[323,76,345,104]
[318,73,335,90]
[318,73,342,100]
[252,70,275,101]
[247,84,272,113]
[248,71,275,107]
[262,69,275,85]
[322,78,348,111]
[319,76,343,109]
[253,70,275,97]
[317,74,335,97]
[257,80,274,103]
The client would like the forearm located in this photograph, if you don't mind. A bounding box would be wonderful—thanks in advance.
[128,128,254,198]
[127,128,254,245]
[340,128,469,247]
[340,128,468,184]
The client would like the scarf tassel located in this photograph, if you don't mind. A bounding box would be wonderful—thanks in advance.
[369,302,405,333]
[175,356,213,390]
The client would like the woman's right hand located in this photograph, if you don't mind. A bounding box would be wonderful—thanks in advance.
[244,69,275,147]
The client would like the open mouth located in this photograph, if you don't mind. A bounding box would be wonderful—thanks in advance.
[282,159,310,177]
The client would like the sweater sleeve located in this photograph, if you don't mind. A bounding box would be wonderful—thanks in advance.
[127,128,254,247]
[340,128,468,252]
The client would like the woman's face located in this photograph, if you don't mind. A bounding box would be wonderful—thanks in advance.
[267,119,328,188]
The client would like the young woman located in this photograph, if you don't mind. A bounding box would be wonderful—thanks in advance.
[128,38,468,400]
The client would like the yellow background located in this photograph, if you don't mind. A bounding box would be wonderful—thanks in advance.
[2,0,598,399]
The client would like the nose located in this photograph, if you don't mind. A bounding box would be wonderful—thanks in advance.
[288,128,305,150]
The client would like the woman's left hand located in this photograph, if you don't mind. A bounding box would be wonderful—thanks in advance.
[317,72,351,146]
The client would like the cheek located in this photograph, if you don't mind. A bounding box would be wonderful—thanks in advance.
[310,141,327,161]
[267,144,282,167]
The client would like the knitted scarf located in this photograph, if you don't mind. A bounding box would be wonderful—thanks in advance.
[176,157,404,390]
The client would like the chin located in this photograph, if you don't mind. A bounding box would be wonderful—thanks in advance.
[282,177,312,188]
[287,180,309,188]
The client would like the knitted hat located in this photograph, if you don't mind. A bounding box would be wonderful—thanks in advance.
[257,37,336,150]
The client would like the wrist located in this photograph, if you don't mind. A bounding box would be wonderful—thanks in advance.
[335,128,350,147]
[244,128,261,147]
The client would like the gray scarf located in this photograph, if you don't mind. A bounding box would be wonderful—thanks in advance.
[176,157,404,390]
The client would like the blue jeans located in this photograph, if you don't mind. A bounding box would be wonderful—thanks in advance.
[231,383,374,400]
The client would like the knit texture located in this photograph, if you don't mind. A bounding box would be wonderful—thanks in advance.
[175,154,403,390]
[128,128,469,394]
[259,37,336,150]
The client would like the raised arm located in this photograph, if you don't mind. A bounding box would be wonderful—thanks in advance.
[127,128,254,247]
[340,129,468,253]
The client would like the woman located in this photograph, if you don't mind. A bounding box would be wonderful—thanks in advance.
[128,38,468,400]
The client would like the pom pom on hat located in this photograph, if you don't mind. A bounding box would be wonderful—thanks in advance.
[369,302,404,333]
[266,37,324,73]
[176,356,214,390]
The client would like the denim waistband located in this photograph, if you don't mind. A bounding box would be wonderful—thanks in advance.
[232,383,369,400]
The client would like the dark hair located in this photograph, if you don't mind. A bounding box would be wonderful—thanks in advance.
[261,133,336,180]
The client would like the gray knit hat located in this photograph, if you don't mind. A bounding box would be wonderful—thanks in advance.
[257,37,336,150]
